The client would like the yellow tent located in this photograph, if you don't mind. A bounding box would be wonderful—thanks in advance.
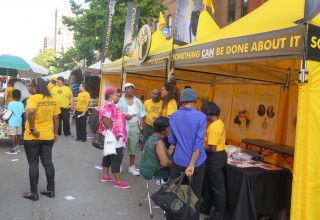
[171,0,320,219]
[102,0,320,218]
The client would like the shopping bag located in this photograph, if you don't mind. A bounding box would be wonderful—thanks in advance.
[151,173,198,220]
[103,130,117,156]
[1,109,12,123]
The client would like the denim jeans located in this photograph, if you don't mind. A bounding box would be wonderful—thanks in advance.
[24,140,55,194]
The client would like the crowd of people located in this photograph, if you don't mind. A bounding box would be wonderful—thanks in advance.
[1,75,227,220]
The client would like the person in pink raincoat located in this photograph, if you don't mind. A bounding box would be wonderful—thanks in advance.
[98,87,130,189]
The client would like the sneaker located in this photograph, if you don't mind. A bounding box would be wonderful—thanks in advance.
[101,176,115,182]
[114,181,130,189]
[128,165,140,176]
[15,146,21,153]
[5,149,18,155]
[133,165,140,172]
[155,178,168,186]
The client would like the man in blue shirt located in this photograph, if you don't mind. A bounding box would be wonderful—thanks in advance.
[168,88,207,220]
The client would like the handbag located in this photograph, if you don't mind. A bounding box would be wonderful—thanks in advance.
[1,109,13,123]
[151,172,198,220]
[103,130,117,156]
[91,133,104,150]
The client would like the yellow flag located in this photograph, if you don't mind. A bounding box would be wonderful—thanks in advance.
[203,0,215,14]
[159,12,166,29]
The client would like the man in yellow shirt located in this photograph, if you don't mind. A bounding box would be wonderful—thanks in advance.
[142,88,163,147]
[50,76,74,136]
[47,77,57,92]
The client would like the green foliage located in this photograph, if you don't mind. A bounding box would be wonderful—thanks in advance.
[31,49,57,75]
[63,0,166,63]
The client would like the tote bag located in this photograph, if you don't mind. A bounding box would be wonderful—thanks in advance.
[151,173,198,219]
[103,130,117,156]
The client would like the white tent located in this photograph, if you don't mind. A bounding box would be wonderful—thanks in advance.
[46,70,71,80]
[82,59,111,76]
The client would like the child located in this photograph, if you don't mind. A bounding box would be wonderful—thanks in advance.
[5,89,25,154]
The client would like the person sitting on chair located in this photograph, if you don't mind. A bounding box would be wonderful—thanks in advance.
[139,116,174,180]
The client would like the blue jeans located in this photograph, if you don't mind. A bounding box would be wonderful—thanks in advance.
[24,140,55,194]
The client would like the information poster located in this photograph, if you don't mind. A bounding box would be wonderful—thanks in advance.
[251,85,281,141]
[214,84,234,138]
[229,85,255,141]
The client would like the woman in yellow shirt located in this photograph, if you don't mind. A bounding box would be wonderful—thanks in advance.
[22,78,60,201]
[5,81,14,104]
[161,78,180,118]
[74,83,91,142]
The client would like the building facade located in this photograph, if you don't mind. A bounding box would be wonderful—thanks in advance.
[154,0,268,38]
[54,8,75,55]
[43,36,54,51]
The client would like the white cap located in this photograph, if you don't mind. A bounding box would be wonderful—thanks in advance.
[124,82,135,89]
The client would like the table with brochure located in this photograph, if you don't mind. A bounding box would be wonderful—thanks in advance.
[225,152,292,220]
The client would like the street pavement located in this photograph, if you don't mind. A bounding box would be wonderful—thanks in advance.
[0,122,209,220]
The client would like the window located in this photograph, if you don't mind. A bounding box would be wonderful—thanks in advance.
[167,15,172,34]
[228,0,236,22]
[242,0,248,16]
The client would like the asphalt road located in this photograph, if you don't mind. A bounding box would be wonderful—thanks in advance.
[0,121,209,220]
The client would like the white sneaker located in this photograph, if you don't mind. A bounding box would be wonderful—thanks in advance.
[133,165,140,172]
[128,165,140,176]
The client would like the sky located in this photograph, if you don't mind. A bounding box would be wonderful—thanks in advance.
[0,0,87,60]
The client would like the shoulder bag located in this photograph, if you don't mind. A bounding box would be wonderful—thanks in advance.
[151,172,198,220]
[1,109,13,123]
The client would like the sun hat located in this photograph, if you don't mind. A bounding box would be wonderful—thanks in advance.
[104,87,118,96]
[124,82,135,89]
[180,88,197,102]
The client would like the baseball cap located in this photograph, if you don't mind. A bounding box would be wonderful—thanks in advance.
[124,82,135,89]
[104,87,118,96]
[52,76,57,81]
[57,76,64,82]
[180,88,197,102]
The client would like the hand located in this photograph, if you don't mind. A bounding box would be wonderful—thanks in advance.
[125,114,133,120]
[31,130,40,139]
[185,166,194,177]
[54,134,58,142]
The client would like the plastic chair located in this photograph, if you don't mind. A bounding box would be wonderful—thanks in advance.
[139,167,170,218]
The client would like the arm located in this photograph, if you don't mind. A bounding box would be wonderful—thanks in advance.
[156,140,172,167]
[140,116,146,130]
[27,108,40,139]
[70,96,74,112]
[82,101,90,116]
[205,144,217,152]
[102,116,113,131]
[185,149,200,177]
[53,114,59,142]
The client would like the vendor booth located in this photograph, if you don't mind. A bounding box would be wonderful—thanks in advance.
[100,0,320,219]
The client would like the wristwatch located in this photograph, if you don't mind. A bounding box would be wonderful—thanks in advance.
[29,128,34,132]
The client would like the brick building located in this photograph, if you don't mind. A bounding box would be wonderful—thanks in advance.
[153,0,268,38]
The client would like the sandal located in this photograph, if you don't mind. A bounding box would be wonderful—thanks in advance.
[40,190,55,198]
[22,192,39,201]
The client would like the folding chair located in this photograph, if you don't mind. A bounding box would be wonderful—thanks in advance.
[139,167,170,218]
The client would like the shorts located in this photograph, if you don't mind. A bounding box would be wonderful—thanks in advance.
[7,126,22,136]
[127,125,140,156]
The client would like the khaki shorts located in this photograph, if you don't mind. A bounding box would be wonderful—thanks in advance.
[7,126,22,136]
[127,125,140,156]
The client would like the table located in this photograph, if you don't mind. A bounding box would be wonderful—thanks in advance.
[242,138,294,157]
[226,164,292,220]
[0,121,9,139]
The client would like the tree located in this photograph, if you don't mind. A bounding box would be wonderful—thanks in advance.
[32,49,57,75]
[61,0,166,67]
